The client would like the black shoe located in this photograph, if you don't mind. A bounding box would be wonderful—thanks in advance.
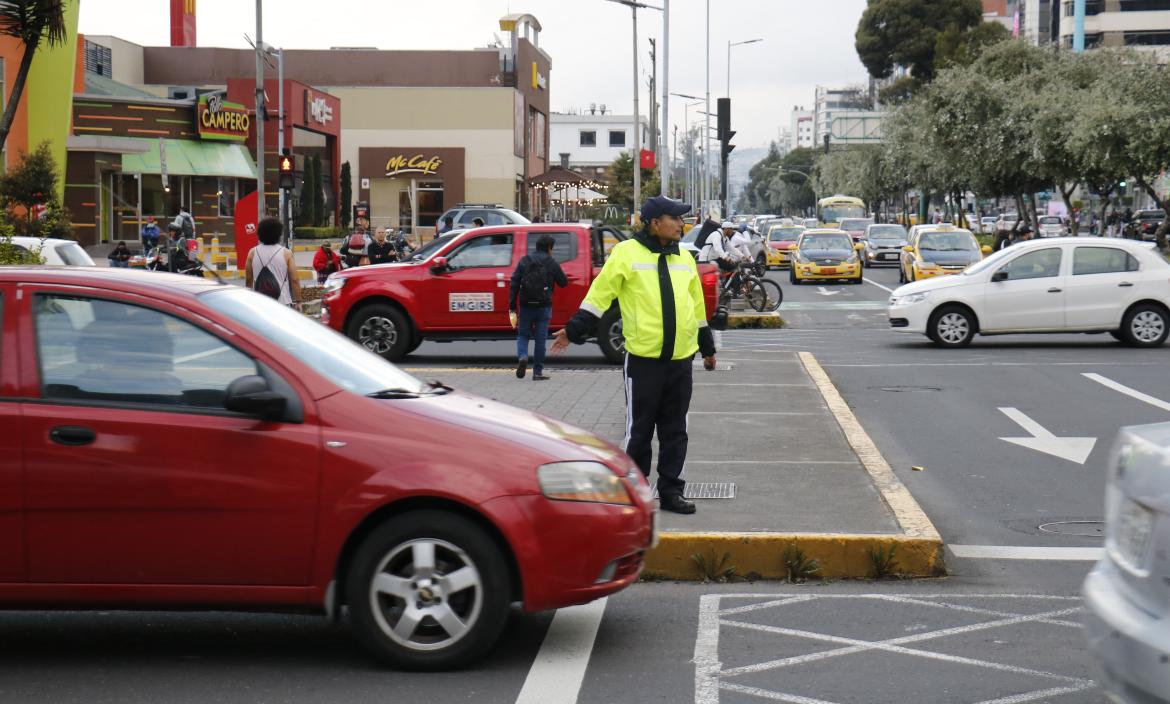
[660,494,696,514]
[533,373,550,381]
[516,358,528,379]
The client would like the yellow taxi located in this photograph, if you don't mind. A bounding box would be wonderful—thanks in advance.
[765,224,804,269]
[788,229,865,285]
[898,224,992,284]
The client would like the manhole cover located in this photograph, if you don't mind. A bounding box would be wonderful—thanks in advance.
[877,386,943,393]
[652,482,736,500]
[1039,520,1105,537]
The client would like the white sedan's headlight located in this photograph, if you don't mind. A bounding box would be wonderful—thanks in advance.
[891,292,929,306]
[538,462,632,505]
[323,275,346,295]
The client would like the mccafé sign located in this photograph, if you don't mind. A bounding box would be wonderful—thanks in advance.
[196,94,250,142]
[385,154,444,177]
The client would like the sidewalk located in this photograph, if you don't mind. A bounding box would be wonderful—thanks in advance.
[401,342,944,580]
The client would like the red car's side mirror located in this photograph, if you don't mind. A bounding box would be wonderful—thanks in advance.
[430,256,449,274]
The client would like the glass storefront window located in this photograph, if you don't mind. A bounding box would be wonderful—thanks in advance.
[218,178,236,217]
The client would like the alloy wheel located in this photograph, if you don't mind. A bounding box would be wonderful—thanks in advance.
[936,312,971,345]
[608,318,626,355]
[1130,310,1166,343]
[369,538,483,652]
[359,316,398,355]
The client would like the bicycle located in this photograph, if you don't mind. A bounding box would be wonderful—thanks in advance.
[717,261,782,313]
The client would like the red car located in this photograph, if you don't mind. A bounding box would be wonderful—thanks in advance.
[0,267,654,669]
[322,224,720,363]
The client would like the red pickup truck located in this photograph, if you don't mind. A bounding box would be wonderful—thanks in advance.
[322,223,720,363]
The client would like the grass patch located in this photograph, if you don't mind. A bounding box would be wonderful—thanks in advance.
[782,544,822,583]
[692,550,738,583]
[867,544,900,579]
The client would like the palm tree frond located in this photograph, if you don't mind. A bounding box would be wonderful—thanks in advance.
[0,0,66,46]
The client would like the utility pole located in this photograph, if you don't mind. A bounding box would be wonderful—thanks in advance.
[254,0,266,223]
[649,37,657,179]
[631,4,640,211]
[703,0,710,216]
[660,0,670,197]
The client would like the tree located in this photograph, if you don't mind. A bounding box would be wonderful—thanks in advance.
[855,0,982,83]
[339,161,352,229]
[310,155,325,226]
[0,140,70,237]
[605,152,660,217]
[934,20,1011,72]
[0,1,68,154]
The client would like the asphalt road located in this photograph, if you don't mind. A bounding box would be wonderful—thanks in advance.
[11,261,1167,703]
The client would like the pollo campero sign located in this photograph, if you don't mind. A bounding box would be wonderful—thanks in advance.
[196,94,250,142]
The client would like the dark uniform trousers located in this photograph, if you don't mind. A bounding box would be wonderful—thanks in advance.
[623,353,693,499]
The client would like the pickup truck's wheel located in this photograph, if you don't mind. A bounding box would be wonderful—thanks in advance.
[597,308,626,364]
[349,304,412,361]
[346,511,511,671]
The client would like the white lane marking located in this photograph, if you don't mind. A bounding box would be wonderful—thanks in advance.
[950,545,1104,561]
[719,606,1088,681]
[1083,372,1170,412]
[694,595,723,704]
[863,277,896,294]
[867,594,1082,628]
[973,686,1097,704]
[997,407,1097,464]
[815,286,841,296]
[718,682,835,704]
[515,597,607,704]
[174,346,231,364]
[824,361,1165,368]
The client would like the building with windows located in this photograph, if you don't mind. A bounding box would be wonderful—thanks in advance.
[814,86,882,146]
[789,108,814,150]
[1057,0,1170,55]
[549,112,650,182]
[72,10,551,241]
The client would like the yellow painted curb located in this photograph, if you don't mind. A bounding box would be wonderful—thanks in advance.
[645,532,944,580]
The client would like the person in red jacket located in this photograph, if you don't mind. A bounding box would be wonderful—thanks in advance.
[313,241,342,284]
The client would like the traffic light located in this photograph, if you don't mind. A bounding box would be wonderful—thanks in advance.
[717,98,735,212]
[278,150,295,191]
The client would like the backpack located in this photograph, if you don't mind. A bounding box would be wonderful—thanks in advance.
[177,213,194,240]
[253,249,284,300]
[519,255,551,306]
[348,232,366,251]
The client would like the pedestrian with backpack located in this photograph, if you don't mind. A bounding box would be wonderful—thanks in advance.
[245,217,301,307]
[509,234,568,381]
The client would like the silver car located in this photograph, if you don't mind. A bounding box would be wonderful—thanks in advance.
[861,224,908,267]
[1038,215,1068,238]
[1083,422,1170,704]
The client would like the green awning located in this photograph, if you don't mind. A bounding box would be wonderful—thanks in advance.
[121,138,257,180]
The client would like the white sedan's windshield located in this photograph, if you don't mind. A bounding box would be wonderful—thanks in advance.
[201,288,426,395]
[962,246,1014,276]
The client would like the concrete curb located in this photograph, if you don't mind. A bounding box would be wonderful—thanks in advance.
[641,350,945,581]
[726,312,785,329]
[645,533,943,580]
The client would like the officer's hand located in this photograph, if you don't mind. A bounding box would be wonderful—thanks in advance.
[703,355,717,371]
[550,329,570,355]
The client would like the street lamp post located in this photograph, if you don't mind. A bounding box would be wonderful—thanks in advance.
[726,38,762,98]
[254,0,265,223]
[604,0,663,217]
[258,42,285,242]
[671,92,703,205]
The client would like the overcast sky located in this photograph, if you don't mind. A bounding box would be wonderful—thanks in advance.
[79,0,871,148]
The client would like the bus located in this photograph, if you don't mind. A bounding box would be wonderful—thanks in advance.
[817,195,867,229]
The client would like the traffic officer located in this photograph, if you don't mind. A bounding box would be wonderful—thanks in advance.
[551,196,717,514]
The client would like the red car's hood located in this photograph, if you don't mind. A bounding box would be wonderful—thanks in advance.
[400,389,631,474]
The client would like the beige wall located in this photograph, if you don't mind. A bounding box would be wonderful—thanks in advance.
[329,87,516,130]
[86,35,145,86]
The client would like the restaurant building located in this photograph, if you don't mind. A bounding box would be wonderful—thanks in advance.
[96,12,551,236]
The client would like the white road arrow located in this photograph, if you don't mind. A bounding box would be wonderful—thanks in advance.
[997,407,1096,464]
[816,286,841,297]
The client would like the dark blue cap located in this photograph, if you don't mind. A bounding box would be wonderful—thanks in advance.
[640,195,691,222]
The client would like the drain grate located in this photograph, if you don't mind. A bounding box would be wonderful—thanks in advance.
[652,482,736,500]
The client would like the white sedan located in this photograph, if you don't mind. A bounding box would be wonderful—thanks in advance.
[888,238,1170,347]
[9,236,95,266]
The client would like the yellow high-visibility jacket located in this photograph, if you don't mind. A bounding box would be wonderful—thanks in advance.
[573,234,711,361]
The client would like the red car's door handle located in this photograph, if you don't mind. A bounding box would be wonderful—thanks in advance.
[49,425,96,446]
